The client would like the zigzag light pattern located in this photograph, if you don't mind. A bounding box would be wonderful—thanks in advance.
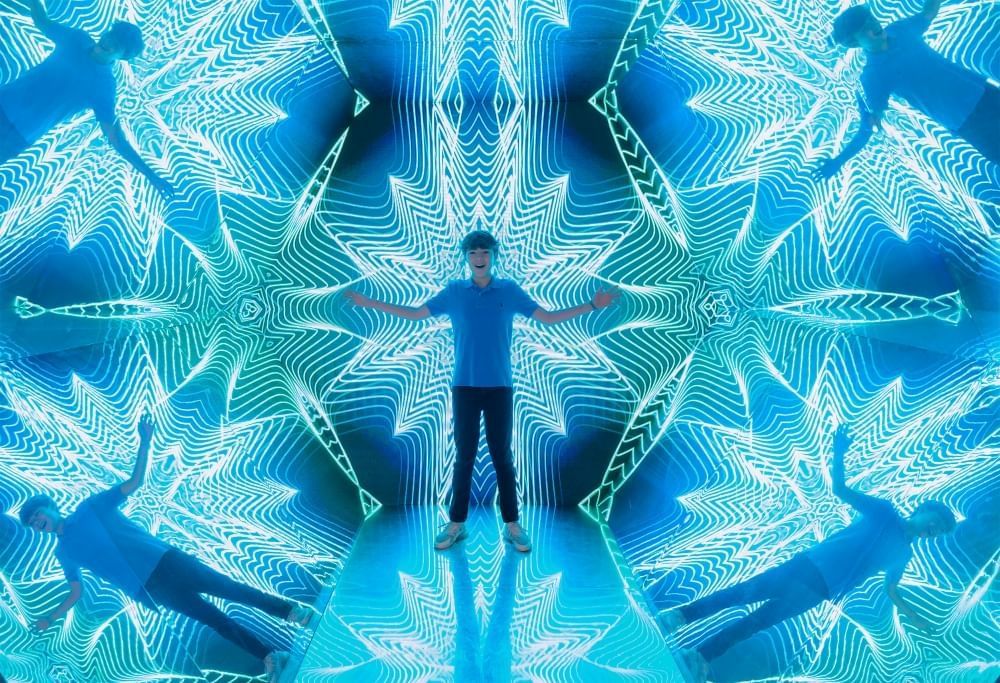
[0,0,997,681]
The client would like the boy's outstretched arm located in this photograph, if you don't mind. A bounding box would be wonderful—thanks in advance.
[345,290,430,320]
[920,0,943,22]
[25,0,54,35]
[829,424,888,516]
[100,120,174,198]
[34,580,82,631]
[885,580,932,632]
[120,413,154,496]
[813,106,879,180]
[533,287,620,325]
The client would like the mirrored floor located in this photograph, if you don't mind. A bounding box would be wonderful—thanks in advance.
[294,506,689,682]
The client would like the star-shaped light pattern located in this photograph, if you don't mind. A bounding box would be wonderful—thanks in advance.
[594,1,1000,681]
[1,0,998,680]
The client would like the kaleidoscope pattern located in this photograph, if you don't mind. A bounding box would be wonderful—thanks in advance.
[0,0,997,681]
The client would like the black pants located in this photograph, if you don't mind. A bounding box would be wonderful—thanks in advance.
[449,386,520,524]
[144,549,292,661]
[680,556,829,661]
[958,84,1000,165]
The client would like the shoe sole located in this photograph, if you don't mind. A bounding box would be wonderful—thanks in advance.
[434,531,467,550]
[503,535,531,552]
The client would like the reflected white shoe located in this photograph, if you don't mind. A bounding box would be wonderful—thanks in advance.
[286,604,317,628]
[264,650,289,682]
[680,648,708,682]
[502,523,531,552]
[658,607,687,634]
[434,522,467,550]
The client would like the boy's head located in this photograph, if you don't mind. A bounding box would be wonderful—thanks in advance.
[907,500,956,538]
[97,21,144,62]
[832,5,884,50]
[461,230,498,279]
[19,494,61,533]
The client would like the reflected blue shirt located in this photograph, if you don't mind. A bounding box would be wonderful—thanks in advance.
[425,278,539,387]
[803,496,911,599]
[0,24,116,144]
[55,486,169,608]
[862,16,986,131]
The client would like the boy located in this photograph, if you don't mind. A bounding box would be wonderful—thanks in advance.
[661,424,957,679]
[0,0,173,196]
[19,415,312,681]
[816,1,998,178]
[345,230,620,551]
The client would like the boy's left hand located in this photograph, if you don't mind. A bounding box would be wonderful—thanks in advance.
[592,287,621,310]
[138,413,155,441]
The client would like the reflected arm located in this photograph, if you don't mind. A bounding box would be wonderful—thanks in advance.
[346,291,430,320]
[532,303,593,325]
[49,581,82,622]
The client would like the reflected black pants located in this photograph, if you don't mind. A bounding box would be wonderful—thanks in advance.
[681,555,829,661]
[144,549,292,661]
[0,107,29,164]
[449,386,520,524]
[958,84,1000,165]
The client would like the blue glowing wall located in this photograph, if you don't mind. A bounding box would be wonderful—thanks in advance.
[1,0,998,681]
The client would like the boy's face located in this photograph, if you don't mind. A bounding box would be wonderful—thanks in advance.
[27,507,60,533]
[96,32,127,61]
[466,248,493,278]
[909,510,949,538]
[856,17,886,50]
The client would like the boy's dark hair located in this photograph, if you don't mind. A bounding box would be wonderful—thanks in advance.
[912,500,957,532]
[108,21,144,61]
[19,494,56,526]
[460,230,498,254]
[832,5,874,48]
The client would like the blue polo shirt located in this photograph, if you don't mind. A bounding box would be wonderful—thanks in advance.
[55,486,169,609]
[803,496,912,599]
[862,16,986,131]
[425,278,539,387]
[0,24,116,145]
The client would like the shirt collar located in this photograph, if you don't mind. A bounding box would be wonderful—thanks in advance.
[464,277,497,290]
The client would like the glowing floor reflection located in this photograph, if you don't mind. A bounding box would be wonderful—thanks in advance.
[294,506,688,682]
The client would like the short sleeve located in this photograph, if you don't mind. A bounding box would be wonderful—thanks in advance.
[425,284,453,317]
[892,15,931,39]
[44,23,91,48]
[87,486,126,511]
[883,548,913,587]
[508,282,539,317]
[56,549,81,583]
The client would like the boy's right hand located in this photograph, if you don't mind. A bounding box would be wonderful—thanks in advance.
[343,290,369,307]
[812,157,842,181]
[33,617,51,631]
[833,423,851,456]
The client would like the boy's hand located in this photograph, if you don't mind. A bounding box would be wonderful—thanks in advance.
[151,175,175,200]
[343,290,370,307]
[138,413,154,442]
[592,287,621,310]
[33,616,51,632]
[812,157,842,181]
[833,423,851,456]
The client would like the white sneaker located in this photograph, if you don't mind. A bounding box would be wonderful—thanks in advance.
[286,604,317,628]
[264,650,289,683]
[502,523,531,552]
[434,522,467,550]
[680,648,708,682]
[658,607,687,634]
